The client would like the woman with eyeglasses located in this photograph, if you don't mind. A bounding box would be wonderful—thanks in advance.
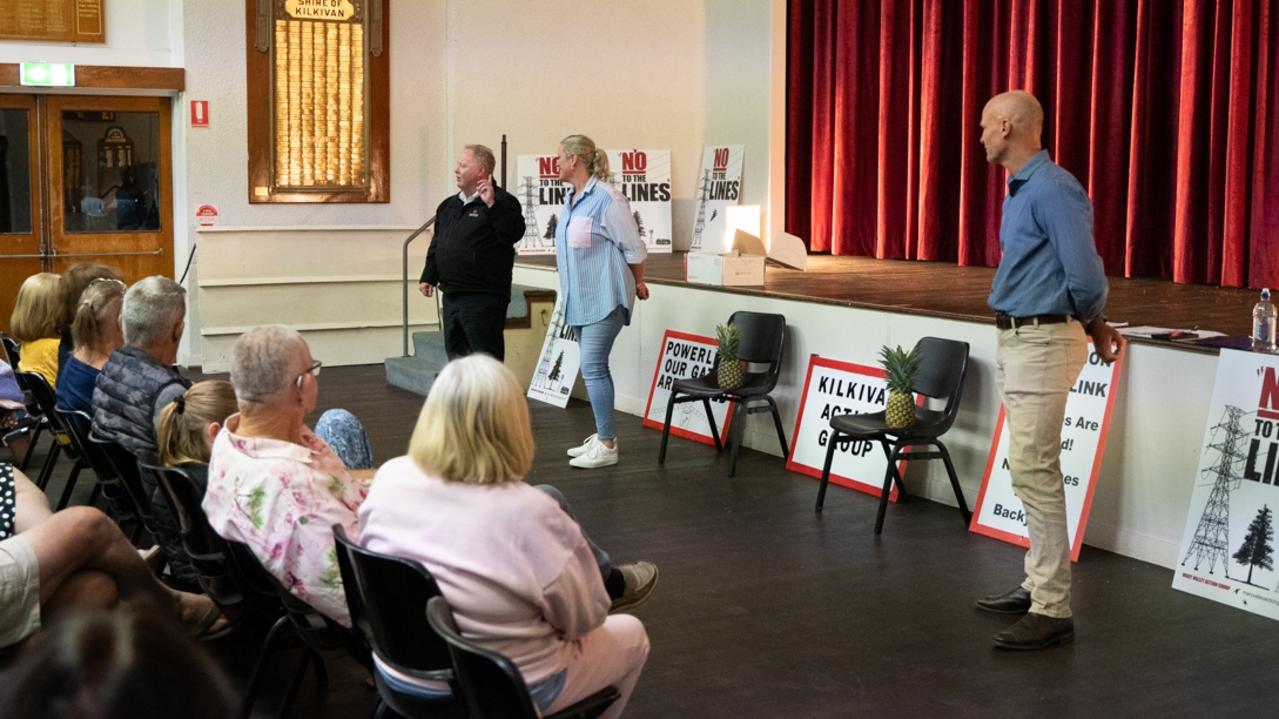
[55,277,126,415]
[202,325,373,626]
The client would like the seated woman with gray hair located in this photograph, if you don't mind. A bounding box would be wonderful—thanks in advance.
[202,325,373,626]
[357,356,653,718]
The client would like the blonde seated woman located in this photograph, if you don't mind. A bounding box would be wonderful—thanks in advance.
[155,380,239,494]
[55,277,126,415]
[9,273,63,390]
[358,356,653,718]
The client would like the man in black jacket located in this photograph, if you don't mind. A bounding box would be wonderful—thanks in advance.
[419,144,526,361]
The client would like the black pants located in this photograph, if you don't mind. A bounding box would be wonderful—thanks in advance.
[441,292,508,361]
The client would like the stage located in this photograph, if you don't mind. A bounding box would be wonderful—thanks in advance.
[512,251,1248,571]
[518,252,1260,345]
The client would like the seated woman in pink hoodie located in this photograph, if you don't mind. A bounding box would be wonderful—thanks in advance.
[358,355,651,718]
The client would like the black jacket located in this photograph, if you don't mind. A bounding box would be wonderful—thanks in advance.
[420,185,526,298]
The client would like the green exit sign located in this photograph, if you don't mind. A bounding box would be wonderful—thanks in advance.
[20,62,76,87]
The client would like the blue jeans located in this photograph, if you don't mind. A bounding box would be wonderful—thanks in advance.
[574,308,626,441]
[314,409,374,469]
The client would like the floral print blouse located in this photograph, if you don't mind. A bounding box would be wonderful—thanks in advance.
[203,414,367,627]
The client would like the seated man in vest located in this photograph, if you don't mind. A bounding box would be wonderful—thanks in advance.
[92,276,190,455]
[91,276,194,585]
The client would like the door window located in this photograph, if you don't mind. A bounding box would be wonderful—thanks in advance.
[59,110,161,233]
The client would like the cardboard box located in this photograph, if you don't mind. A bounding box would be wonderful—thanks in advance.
[685,251,765,286]
[685,230,767,286]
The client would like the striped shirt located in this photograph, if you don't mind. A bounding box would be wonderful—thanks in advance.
[555,177,647,326]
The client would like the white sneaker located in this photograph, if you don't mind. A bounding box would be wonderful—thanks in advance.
[569,437,619,469]
[567,434,598,458]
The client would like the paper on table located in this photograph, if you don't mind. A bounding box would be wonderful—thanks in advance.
[1118,325,1226,339]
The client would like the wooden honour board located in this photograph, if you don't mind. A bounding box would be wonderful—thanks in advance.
[0,1,105,43]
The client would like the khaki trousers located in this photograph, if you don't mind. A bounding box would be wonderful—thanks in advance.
[996,320,1087,618]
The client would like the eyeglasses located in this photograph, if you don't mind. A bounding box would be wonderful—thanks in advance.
[296,360,323,383]
[89,277,126,288]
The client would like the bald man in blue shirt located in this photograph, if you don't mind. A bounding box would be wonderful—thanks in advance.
[974,91,1125,651]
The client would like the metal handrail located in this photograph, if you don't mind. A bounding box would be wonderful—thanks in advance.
[401,216,436,356]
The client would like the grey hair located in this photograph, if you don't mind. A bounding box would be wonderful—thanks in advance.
[464,144,496,175]
[230,325,309,404]
[122,276,186,348]
[561,134,610,181]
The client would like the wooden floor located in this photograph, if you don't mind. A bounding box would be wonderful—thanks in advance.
[520,253,1260,349]
[23,364,1279,717]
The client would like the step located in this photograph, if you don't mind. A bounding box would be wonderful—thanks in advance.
[386,285,557,396]
[412,329,448,359]
[384,354,444,397]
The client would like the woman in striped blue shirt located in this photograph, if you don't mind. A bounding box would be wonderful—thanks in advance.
[555,135,648,469]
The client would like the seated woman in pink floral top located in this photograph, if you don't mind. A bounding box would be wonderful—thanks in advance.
[203,325,373,627]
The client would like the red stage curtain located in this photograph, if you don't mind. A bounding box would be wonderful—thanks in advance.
[786,0,1279,289]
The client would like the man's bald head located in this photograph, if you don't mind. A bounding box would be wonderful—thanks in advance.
[980,90,1045,171]
[984,91,1044,137]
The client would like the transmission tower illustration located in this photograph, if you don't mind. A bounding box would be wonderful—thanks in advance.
[517,176,545,250]
[532,302,572,391]
[1181,405,1251,575]
[691,169,711,251]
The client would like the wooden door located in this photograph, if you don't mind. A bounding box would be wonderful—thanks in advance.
[43,95,173,283]
[0,95,42,334]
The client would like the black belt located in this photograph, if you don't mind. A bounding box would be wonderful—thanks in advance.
[995,313,1073,330]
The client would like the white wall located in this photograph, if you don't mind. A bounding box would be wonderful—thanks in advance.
[0,0,178,67]
[178,0,451,365]
[446,0,782,251]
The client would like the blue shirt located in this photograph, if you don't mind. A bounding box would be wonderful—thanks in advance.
[987,150,1108,323]
[55,355,99,414]
[555,177,647,327]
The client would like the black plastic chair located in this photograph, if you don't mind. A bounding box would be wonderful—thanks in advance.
[332,525,463,719]
[15,370,84,500]
[147,461,245,611]
[814,336,972,535]
[425,597,619,719]
[225,538,370,719]
[56,409,145,543]
[88,434,160,539]
[1,335,21,367]
[1,335,44,471]
[658,311,789,476]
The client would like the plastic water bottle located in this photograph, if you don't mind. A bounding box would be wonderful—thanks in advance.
[1254,288,1277,352]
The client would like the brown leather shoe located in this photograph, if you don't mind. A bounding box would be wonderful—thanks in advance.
[993,613,1074,650]
[975,586,1031,614]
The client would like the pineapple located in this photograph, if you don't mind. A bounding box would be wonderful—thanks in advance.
[716,323,744,389]
[879,344,921,429]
